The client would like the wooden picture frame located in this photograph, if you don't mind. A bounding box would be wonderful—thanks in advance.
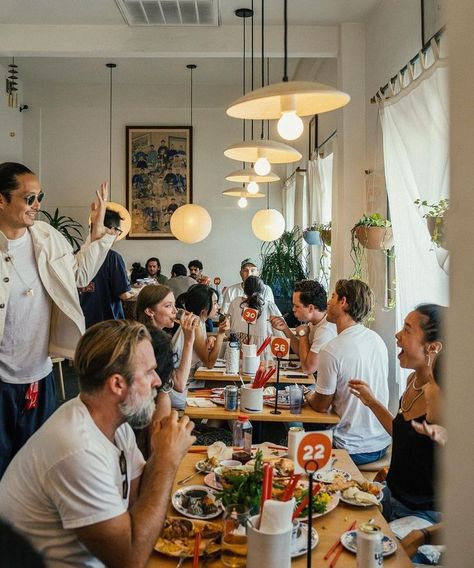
[421,0,445,45]
[309,115,319,161]
[126,126,192,239]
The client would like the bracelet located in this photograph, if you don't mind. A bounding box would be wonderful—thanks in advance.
[420,528,431,545]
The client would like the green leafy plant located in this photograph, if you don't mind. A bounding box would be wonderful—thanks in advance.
[260,227,308,301]
[414,198,449,247]
[39,208,84,252]
[354,213,392,229]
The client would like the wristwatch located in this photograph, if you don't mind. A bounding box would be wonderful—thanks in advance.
[296,326,309,337]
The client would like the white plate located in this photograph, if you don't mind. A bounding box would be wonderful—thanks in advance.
[295,492,340,521]
[314,469,352,483]
[340,530,397,556]
[204,472,222,491]
[339,482,384,507]
[291,524,319,558]
[195,460,215,473]
[171,485,222,520]
[210,397,226,406]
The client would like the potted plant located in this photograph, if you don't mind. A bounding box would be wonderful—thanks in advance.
[39,208,84,252]
[414,198,449,248]
[260,227,308,321]
[352,213,392,250]
[303,221,331,246]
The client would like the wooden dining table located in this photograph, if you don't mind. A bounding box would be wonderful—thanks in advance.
[147,448,412,568]
[194,367,315,386]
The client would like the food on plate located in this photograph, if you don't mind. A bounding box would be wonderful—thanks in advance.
[341,486,381,506]
[217,450,264,512]
[156,518,222,557]
[177,488,219,517]
[255,457,294,477]
[325,479,382,497]
[197,456,220,471]
[294,489,331,518]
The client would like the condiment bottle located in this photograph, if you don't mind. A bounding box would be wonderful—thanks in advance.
[232,415,252,464]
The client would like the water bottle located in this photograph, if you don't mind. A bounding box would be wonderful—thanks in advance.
[225,332,240,374]
[232,415,252,464]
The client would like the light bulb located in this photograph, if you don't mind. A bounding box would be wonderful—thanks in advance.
[238,196,248,208]
[277,111,304,141]
[254,157,271,176]
[247,181,259,194]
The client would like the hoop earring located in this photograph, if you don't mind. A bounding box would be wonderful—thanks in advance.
[426,352,433,367]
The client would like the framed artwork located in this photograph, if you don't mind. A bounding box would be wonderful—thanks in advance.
[421,0,445,45]
[308,115,319,160]
[126,126,192,239]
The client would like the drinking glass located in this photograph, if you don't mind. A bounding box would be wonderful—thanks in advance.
[221,504,249,567]
[289,385,303,414]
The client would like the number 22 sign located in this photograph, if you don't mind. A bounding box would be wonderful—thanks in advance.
[296,432,332,472]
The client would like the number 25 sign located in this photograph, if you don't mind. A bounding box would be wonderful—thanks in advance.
[242,307,258,324]
[270,337,290,358]
[296,432,332,472]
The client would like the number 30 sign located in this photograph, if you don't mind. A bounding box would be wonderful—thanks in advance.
[296,432,332,472]
[242,307,258,324]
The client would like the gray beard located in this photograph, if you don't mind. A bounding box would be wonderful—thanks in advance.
[119,388,157,429]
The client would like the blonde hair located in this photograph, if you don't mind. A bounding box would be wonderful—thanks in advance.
[135,284,173,324]
[75,320,151,393]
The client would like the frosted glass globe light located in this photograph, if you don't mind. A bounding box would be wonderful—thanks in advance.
[252,209,285,242]
[170,204,212,244]
[254,157,271,176]
[238,196,248,208]
[247,181,259,194]
[277,111,304,141]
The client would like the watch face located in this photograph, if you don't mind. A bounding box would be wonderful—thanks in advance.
[297,329,307,337]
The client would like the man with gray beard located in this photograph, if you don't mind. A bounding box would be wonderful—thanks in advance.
[0,320,195,568]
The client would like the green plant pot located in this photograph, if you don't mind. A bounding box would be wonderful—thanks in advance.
[320,229,331,247]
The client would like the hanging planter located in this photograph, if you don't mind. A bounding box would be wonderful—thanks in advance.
[303,222,332,246]
[303,229,322,246]
[414,198,449,248]
[353,214,392,250]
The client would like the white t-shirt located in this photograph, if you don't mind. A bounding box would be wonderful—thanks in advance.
[0,230,52,383]
[308,315,337,354]
[222,282,274,313]
[316,324,391,454]
[0,396,145,567]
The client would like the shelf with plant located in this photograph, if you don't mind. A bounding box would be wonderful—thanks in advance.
[39,208,84,252]
[414,198,449,248]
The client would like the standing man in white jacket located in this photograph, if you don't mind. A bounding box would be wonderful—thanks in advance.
[0,162,115,478]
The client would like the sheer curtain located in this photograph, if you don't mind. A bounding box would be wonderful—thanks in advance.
[379,57,449,391]
[307,152,334,284]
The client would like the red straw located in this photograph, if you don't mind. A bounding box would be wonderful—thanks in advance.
[282,474,301,501]
[260,367,276,388]
[252,367,263,389]
[256,337,271,357]
[192,529,201,568]
[257,464,273,529]
[324,521,357,561]
[292,482,321,520]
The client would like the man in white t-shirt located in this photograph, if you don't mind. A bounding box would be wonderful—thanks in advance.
[306,279,391,465]
[270,279,337,374]
[0,319,196,567]
[222,258,274,313]
[0,162,115,478]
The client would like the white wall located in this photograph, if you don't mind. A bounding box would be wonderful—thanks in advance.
[0,63,23,162]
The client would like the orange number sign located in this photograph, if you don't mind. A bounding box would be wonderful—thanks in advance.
[242,307,258,324]
[296,432,332,473]
[270,337,290,359]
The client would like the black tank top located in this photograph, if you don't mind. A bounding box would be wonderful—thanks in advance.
[386,410,438,511]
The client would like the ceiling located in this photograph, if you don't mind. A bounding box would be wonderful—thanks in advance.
[0,1,380,87]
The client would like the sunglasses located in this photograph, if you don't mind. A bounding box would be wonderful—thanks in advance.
[22,192,45,206]
[119,451,128,500]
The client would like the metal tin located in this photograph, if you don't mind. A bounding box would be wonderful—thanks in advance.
[224,385,239,411]
[357,523,384,568]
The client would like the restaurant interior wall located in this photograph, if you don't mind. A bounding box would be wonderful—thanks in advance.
[0,62,23,162]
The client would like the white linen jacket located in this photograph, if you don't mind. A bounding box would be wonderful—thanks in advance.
[0,221,114,359]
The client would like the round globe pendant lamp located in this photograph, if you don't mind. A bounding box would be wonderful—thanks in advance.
[226,0,350,141]
[252,208,285,242]
[170,204,212,244]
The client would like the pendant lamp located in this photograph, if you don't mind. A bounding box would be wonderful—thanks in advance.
[222,187,265,198]
[252,208,285,241]
[105,63,131,240]
[170,64,212,243]
[226,0,350,141]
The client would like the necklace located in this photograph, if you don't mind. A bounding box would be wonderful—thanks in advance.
[398,374,424,414]
[7,253,36,297]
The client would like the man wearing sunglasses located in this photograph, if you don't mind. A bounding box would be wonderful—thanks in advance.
[0,320,196,567]
[0,162,115,478]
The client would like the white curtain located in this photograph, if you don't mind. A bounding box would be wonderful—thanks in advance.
[379,58,449,391]
[307,152,334,284]
[282,175,296,231]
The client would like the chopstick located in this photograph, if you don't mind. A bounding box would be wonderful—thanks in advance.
[192,529,201,568]
[292,482,321,520]
[282,473,301,501]
[256,336,271,357]
[324,520,357,564]
[257,463,273,529]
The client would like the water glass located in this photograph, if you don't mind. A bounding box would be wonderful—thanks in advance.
[221,504,249,567]
[289,385,303,414]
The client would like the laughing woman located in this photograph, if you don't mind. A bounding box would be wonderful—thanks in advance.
[349,303,445,527]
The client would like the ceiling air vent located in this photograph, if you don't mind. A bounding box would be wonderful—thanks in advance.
[115,0,219,26]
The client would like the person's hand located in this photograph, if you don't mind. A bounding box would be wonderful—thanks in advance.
[150,411,196,467]
[400,529,425,558]
[411,420,447,446]
[90,182,114,241]
[181,313,197,343]
[348,379,377,407]
[206,336,216,351]
[218,317,230,334]
[199,275,211,285]
[270,315,288,333]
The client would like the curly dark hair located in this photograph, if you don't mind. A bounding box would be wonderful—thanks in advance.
[294,279,328,311]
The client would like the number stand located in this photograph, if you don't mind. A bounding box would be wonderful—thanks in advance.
[247,322,250,345]
[270,357,282,415]
[304,460,319,568]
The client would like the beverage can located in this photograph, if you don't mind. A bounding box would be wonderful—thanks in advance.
[225,385,239,411]
[287,426,304,463]
[356,523,384,568]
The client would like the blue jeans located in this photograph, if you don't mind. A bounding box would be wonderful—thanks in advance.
[350,446,388,465]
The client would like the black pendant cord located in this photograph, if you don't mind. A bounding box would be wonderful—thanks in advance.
[190,67,193,127]
[283,0,288,82]
[260,0,265,140]
[251,0,254,141]
[106,63,117,201]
